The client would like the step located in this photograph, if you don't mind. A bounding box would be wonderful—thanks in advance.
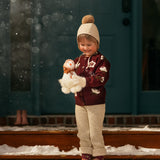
[1,155,160,159]
[1,127,160,159]
[1,129,160,149]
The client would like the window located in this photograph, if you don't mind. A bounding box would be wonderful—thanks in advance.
[10,0,31,91]
[142,0,160,90]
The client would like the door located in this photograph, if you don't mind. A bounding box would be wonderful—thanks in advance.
[36,0,132,114]
[140,0,160,114]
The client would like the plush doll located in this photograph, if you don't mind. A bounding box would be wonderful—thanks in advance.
[59,59,86,94]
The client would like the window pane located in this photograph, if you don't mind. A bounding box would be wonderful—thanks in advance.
[10,0,31,91]
[142,0,160,90]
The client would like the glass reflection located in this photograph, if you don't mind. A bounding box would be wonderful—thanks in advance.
[10,0,31,91]
[142,0,160,90]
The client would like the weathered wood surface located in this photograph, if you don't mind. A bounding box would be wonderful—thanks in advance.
[0,130,79,150]
[1,130,160,149]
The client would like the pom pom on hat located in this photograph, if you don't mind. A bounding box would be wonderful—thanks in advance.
[82,15,95,24]
[77,15,100,44]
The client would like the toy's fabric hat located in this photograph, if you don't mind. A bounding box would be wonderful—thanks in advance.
[77,15,100,44]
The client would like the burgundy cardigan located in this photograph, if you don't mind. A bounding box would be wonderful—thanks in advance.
[74,51,110,106]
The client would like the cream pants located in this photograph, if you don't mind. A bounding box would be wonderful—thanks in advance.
[75,104,106,157]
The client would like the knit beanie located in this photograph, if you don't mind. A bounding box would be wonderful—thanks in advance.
[77,15,100,44]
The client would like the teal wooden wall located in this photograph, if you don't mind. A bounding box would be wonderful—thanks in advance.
[0,0,10,116]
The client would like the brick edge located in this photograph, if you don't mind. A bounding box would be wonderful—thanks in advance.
[1,115,160,126]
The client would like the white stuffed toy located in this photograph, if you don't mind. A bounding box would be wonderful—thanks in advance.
[59,59,86,94]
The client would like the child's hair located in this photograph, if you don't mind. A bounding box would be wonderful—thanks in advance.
[77,34,99,49]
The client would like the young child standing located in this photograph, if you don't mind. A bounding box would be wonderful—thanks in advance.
[74,15,111,160]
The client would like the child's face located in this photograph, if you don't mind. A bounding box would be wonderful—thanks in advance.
[78,38,98,57]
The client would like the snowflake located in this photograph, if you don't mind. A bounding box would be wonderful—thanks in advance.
[100,66,108,72]
[91,88,100,94]
[101,55,104,60]
[88,61,96,68]
[100,77,105,83]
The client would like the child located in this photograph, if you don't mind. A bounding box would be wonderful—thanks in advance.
[74,15,111,160]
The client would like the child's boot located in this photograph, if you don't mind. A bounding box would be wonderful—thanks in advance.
[82,154,92,160]
[21,110,29,125]
[92,156,104,160]
[14,110,22,125]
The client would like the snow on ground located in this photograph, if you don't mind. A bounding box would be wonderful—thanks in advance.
[1,125,160,132]
[0,144,79,155]
[1,144,160,155]
[1,125,160,155]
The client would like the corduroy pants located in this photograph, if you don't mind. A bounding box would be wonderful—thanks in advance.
[75,104,106,156]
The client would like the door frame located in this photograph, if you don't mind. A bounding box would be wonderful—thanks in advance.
[131,0,142,114]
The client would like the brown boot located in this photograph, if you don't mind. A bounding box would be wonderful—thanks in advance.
[14,110,22,126]
[82,154,92,160]
[21,110,29,125]
[92,156,104,160]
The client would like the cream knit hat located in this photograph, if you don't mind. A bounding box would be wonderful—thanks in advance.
[77,15,100,44]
